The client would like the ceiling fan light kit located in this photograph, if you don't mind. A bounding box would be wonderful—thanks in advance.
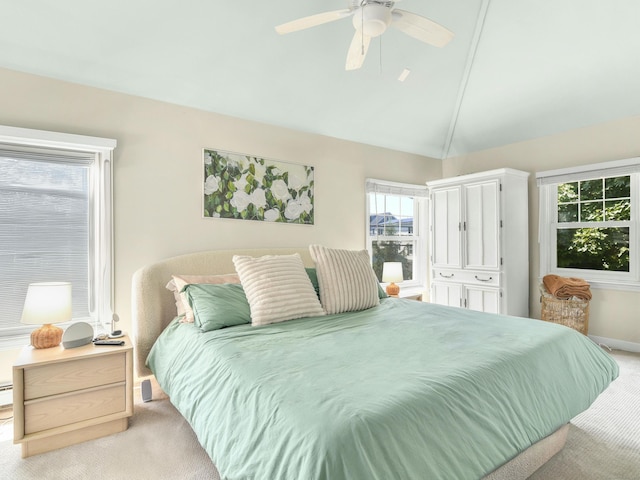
[352,4,392,37]
[275,1,455,71]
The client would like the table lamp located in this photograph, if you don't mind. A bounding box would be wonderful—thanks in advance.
[21,282,72,349]
[382,262,403,297]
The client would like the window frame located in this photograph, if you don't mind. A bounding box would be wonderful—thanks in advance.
[365,179,428,290]
[537,157,640,291]
[0,125,116,349]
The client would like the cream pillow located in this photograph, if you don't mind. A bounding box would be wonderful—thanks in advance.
[232,254,325,326]
[309,245,380,314]
[166,273,241,323]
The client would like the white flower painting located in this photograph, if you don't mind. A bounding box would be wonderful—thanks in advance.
[203,149,314,224]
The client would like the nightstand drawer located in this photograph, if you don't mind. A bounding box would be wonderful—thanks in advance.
[24,383,126,434]
[24,353,126,400]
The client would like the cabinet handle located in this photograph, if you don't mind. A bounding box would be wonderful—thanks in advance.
[439,273,454,278]
[474,275,493,282]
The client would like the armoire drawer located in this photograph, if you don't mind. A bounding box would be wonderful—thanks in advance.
[432,269,500,286]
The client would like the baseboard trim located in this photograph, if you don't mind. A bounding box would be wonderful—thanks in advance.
[0,387,12,408]
[589,335,640,353]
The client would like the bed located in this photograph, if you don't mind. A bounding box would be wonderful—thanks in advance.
[132,247,618,480]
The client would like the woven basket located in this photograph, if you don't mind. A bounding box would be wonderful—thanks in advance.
[539,285,590,335]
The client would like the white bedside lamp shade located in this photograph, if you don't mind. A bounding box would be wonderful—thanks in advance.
[382,262,403,296]
[21,282,72,349]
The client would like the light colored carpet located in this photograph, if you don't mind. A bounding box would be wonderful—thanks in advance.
[0,387,221,480]
[1,349,638,479]
[530,349,640,480]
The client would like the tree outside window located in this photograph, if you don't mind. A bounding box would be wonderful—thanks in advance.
[556,175,630,272]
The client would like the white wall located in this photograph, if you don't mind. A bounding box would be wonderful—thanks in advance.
[0,67,442,382]
[444,116,640,347]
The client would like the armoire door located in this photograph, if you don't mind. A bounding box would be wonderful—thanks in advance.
[464,180,500,270]
[465,285,500,314]
[431,186,462,269]
[431,282,462,308]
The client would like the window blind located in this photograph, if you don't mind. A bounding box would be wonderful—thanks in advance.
[365,178,429,197]
[0,145,94,337]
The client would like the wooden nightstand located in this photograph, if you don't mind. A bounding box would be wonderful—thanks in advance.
[402,293,423,301]
[390,291,424,301]
[13,335,133,458]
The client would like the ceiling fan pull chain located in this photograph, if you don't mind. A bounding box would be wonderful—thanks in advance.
[361,4,365,55]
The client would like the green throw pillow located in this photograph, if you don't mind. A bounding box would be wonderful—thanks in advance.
[184,283,251,332]
[305,267,321,298]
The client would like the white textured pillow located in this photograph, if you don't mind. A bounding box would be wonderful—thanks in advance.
[309,245,380,314]
[232,254,325,326]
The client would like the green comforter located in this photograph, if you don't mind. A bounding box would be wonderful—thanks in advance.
[147,299,618,480]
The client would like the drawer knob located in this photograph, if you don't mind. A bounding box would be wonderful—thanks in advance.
[439,273,454,278]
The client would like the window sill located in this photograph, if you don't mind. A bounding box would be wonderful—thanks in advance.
[0,319,108,351]
[0,334,30,351]
[398,285,426,296]
[540,277,640,293]
[586,280,640,292]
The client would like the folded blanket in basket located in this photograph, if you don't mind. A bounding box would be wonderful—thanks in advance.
[543,274,592,301]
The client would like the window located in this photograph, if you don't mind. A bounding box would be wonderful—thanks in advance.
[365,179,428,288]
[537,158,640,290]
[0,126,116,348]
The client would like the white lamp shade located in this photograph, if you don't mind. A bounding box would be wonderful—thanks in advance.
[21,282,72,325]
[382,262,403,283]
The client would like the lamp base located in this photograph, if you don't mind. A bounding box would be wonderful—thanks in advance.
[30,324,63,349]
[386,282,400,297]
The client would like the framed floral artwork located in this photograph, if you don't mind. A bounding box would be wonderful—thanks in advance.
[203,149,314,224]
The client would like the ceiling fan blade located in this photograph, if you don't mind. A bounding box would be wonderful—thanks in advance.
[391,9,454,47]
[275,9,353,35]
[345,31,371,71]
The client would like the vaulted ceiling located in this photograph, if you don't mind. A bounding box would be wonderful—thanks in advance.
[1,1,639,159]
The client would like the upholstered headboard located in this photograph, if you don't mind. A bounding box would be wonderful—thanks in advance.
[131,247,313,377]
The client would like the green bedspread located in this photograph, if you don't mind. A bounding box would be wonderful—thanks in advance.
[147,299,618,480]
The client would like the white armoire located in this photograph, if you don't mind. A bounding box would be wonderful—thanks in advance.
[427,168,529,317]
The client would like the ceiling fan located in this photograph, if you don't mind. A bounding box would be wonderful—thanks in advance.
[275,0,454,71]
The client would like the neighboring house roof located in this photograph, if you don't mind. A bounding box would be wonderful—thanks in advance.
[370,213,413,232]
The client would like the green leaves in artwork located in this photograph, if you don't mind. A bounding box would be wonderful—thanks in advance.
[203,149,314,224]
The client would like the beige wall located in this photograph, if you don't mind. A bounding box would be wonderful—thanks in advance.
[0,67,442,382]
[444,116,640,346]
[2,64,637,386]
